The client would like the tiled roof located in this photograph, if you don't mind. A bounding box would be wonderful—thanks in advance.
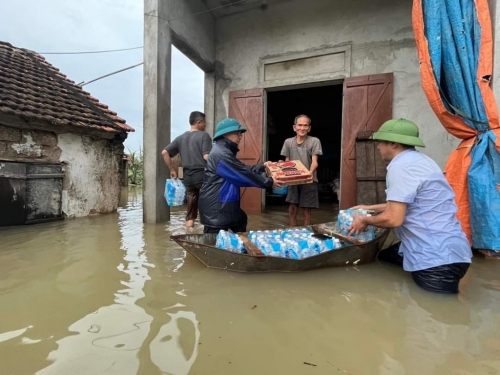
[0,41,134,133]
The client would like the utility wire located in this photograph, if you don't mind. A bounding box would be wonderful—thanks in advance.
[37,0,250,85]
[29,0,248,56]
[78,62,143,86]
[38,46,143,55]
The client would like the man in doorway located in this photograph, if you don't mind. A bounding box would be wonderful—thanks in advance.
[348,119,472,294]
[161,111,212,228]
[199,118,284,234]
[280,114,323,226]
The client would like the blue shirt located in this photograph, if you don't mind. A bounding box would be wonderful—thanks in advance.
[386,149,472,272]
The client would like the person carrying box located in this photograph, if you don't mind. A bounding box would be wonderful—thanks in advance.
[280,114,323,226]
[199,118,283,234]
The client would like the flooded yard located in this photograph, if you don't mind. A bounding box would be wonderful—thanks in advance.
[1,187,500,375]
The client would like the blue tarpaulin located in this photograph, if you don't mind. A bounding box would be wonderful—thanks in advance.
[421,0,500,251]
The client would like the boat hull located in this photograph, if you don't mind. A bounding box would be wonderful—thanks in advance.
[170,225,390,273]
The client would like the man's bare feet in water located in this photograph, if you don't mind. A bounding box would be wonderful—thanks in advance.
[186,220,194,228]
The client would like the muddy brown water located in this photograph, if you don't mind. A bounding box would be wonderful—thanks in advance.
[1,187,500,375]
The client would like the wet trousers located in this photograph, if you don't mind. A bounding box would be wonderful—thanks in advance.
[185,183,202,221]
[203,209,248,234]
[378,243,470,294]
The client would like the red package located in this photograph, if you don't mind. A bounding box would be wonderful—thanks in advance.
[265,160,313,186]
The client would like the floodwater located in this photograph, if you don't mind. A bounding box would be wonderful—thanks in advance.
[1,188,500,375]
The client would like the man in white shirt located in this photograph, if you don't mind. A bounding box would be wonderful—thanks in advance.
[349,119,472,293]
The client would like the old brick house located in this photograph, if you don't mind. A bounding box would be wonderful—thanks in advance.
[0,41,134,226]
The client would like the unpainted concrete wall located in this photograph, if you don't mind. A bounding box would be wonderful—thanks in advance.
[214,0,460,168]
[166,0,215,71]
[489,0,500,102]
[58,133,124,218]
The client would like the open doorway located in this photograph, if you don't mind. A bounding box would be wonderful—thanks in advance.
[265,83,343,212]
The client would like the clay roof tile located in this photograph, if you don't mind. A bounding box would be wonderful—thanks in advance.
[0,41,135,133]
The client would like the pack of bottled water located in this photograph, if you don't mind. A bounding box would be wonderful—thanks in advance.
[337,209,375,242]
[215,230,246,254]
[248,230,285,257]
[248,228,342,259]
[164,178,186,207]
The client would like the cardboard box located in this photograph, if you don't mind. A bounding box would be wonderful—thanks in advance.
[265,160,313,186]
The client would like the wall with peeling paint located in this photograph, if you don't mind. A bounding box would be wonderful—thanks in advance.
[58,133,124,218]
[0,123,125,219]
[213,0,460,168]
[0,124,61,162]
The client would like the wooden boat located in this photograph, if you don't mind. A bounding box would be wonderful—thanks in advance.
[170,222,390,273]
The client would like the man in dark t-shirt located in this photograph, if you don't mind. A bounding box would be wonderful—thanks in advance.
[161,111,213,228]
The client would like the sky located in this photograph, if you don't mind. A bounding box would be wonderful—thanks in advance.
[0,0,205,152]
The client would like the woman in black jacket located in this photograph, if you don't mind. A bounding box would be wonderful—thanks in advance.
[199,118,283,234]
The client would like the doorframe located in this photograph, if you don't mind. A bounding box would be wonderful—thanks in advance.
[262,79,345,213]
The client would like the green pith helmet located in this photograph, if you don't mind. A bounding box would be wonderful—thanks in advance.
[372,118,425,147]
[213,118,247,140]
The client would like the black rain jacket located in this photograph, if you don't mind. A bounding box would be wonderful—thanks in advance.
[199,138,273,228]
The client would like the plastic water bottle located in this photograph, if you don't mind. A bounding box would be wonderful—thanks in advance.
[217,231,244,253]
[267,238,285,257]
[299,246,316,259]
[252,235,283,257]
[337,210,345,231]
[258,241,272,256]
[365,214,375,241]
[282,240,299,259]
[235,237,245,254]
[292,235,308,253]
[165,179,186,206]
[256,234,267,247]
[254,235,270,255]
[299,228,312,236]
[233,234,246,253]
[337,208,376,242]
[216,230,229,250]
[268,238,284,252]
[271,230,280,238]
[323,238,335,251]
[310,238,323,254]
[174,181,183,205]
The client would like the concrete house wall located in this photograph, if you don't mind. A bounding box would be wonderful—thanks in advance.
[143,0,500,222]
[58,134,125,218]
[212,0,458,168]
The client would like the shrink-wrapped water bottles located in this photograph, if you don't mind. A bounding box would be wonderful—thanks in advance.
[215,230,245,253]
[247,228,343,259]
[337,209,375,242]
[164,179,186,206]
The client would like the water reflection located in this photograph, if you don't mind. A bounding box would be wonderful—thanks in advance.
[0,187,500,375]
[32,188,201,375]
[36,190,151,374]
[149,309,200,374]
[0,325,33,343]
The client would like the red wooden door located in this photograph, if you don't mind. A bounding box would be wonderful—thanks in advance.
[228,89,264,214]
[340,73,393,209]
